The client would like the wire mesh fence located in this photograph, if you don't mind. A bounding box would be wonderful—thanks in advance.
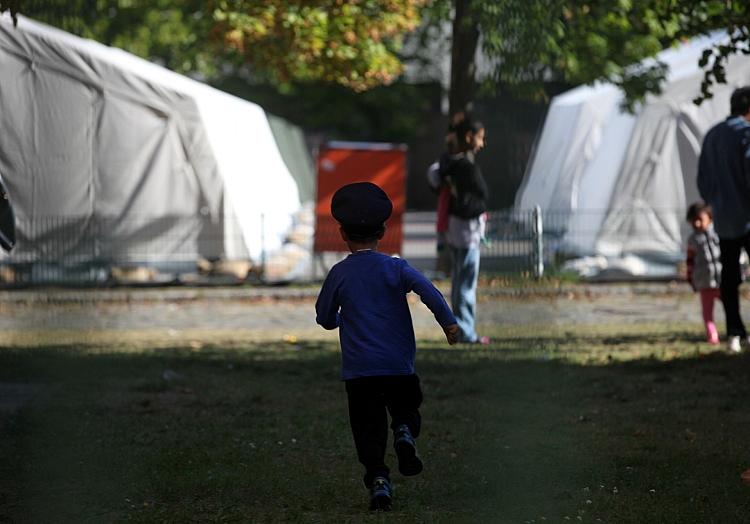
[0,207,688,287]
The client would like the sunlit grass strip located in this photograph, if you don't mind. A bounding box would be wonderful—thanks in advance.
[0,321,719,365]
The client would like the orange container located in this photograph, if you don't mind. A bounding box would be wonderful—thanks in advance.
[314,142,406,254]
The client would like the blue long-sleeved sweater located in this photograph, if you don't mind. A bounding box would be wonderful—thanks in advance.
[315,250,457,380]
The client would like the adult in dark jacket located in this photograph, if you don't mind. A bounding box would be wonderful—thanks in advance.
[442,119,490,344]
[697,86,750,353]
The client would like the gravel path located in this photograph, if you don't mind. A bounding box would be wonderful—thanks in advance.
[0,288,711,334]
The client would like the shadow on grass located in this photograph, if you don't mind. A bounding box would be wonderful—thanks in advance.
[2,331,750,523]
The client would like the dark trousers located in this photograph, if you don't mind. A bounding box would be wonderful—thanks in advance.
[345,374,423,488]
[719,233,750,337]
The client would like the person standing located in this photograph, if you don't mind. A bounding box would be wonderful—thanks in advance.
[685,201,722,345]
[442,118,490,345]
[426,111,466,277]
[697,86,750,353]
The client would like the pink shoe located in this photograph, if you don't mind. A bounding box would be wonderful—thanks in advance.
[707,323,719,346]
[471,336,490,345]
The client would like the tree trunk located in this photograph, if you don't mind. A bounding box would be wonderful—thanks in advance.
[449,0,479,117]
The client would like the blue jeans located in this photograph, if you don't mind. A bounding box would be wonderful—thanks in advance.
[451,246,480,342]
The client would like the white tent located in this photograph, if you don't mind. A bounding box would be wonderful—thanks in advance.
[515,34,750,275]
[0,15,301,278]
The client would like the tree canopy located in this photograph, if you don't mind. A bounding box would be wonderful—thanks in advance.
[9,1,218,76]
[3,1,749,110]
[0,0,20,23]
[661,0,750,104]
[474,1,677,107]
[435,0,750,111]
[214,0,424,91]
[10,0,424,91]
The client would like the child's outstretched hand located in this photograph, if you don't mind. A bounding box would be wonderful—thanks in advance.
[444,324,460,345]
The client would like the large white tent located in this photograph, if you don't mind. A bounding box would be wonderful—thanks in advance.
[515,34,750,275]
[0,15,301,279]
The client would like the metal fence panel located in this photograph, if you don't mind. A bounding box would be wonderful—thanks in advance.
[0,208,688,286]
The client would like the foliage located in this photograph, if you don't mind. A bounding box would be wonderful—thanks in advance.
[424,0,748,110]
[15,1,424,91]
[481,1,679,110]
[17,1,217,76]
[0,0,20,22]
[424,1,675,110]
[657,0,750,105]
[213,0,425,91]
[10,0,750,111]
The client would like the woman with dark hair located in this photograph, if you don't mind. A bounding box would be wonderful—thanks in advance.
[442,119,490,345]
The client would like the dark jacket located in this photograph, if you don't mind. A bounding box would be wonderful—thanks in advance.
[0,176,14,252]
[697,116,750,239]
[442,152,489,219]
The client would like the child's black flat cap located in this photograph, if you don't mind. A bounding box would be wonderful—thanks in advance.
[331,182,393,236]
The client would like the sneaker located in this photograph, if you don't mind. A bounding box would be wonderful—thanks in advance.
[369,476,392,511]
[728,336,742,353]
[393,424,423,476]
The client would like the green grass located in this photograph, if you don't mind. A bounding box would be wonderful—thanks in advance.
[2,324,750,522]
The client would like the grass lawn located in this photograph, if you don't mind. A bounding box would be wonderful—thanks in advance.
[2,322,750,522]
